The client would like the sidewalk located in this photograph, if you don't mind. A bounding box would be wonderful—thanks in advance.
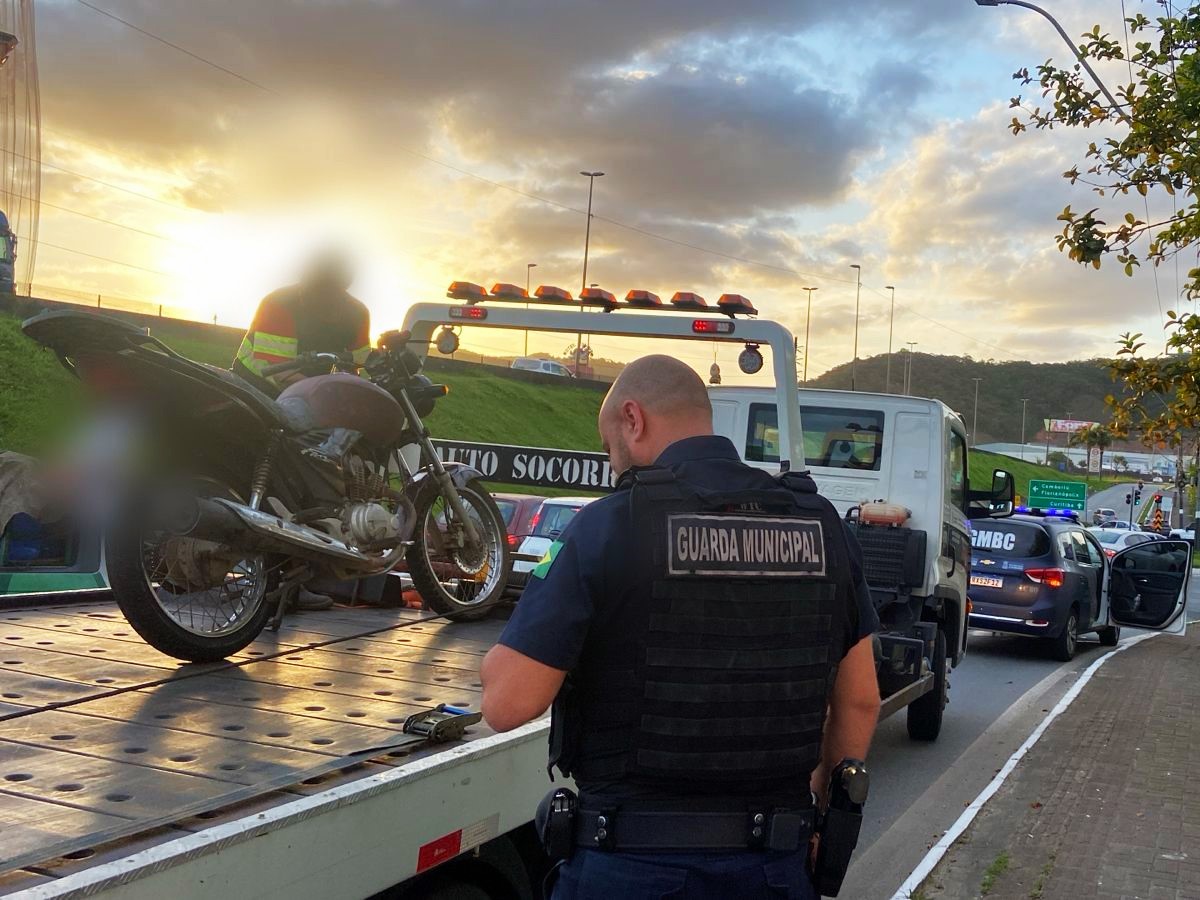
[917,629,1200,900]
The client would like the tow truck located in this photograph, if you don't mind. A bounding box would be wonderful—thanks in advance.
[1,286,1190,898]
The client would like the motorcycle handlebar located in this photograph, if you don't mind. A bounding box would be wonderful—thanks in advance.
[260,352,353,378]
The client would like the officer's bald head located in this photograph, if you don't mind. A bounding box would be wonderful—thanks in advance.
[599,355,713,475]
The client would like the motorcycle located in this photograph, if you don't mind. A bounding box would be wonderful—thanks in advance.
[21,309,511,662]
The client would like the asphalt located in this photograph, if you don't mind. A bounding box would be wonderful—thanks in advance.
[1087,481,1154,525]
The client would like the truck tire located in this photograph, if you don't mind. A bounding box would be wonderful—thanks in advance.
[907,629,947,742]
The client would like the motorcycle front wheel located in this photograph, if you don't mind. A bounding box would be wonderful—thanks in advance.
[106,480,274,662]
[406,477,511,621]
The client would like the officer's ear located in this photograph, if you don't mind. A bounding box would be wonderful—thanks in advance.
[618,399,647,441]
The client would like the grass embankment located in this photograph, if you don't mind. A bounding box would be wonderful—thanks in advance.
[970,448,1117,502]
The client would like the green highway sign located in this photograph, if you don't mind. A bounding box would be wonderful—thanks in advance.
[1028,479,1087,512]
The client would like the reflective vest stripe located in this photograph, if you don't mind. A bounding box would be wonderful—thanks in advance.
[236,331,298,375]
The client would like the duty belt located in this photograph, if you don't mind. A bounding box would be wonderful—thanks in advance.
[575,807,815,853]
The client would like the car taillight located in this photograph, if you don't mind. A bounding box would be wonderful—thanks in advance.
[506,533,518,547]
[1103,548,1116,558]
[1024,567,1065,589]
[528,510,541,533]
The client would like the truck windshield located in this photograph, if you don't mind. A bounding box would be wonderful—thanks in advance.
[746,402,885,471]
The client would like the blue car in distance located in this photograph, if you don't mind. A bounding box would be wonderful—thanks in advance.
[968,510,1117,660]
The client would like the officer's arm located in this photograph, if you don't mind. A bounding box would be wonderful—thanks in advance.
[812,635,879,802]
[480,646,567,732]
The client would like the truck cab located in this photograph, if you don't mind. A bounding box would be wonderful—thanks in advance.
[709,385,1005,740]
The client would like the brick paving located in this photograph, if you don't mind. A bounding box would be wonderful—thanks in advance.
[920,630,1200,900]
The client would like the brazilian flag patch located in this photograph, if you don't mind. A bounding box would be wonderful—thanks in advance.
[531,541,564,580]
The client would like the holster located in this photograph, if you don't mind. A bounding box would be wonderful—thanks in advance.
[812,762,867,897]
[536,787,578,863]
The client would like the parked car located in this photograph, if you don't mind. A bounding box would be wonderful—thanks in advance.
[492,492,546,550]
[508,497,594,590]
[511,357,575,378]
[1091,507,1117,526]
[1169,518,1198,546]
[968,511,1116,660]
[1089,527,1162,558]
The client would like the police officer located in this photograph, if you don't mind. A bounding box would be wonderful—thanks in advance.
[481,355,880,899]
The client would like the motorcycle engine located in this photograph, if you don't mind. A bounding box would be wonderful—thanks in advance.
[343,501,402,546]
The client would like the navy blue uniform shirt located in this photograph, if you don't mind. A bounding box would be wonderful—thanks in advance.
[498,434,880,673]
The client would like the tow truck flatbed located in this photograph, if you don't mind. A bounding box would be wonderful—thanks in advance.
[0,599,551,899]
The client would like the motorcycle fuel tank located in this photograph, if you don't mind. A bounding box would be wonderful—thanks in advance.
[277,373,406,447]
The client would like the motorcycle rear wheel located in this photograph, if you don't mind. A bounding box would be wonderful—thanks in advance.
[106,481,274,662]
[406,478,511,621]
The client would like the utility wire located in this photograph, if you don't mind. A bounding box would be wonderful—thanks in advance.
[1,146,195,212]
[18,234,172,277]
[9,188,183,243]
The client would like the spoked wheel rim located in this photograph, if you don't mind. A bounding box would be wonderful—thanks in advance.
[139,536,269,638]
[418,488,505,609]
[1065,614,1078,657]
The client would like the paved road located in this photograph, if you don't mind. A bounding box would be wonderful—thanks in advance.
[843,565,1200,899]
[1086,480,1152,525]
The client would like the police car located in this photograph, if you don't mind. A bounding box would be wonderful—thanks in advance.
[968,508,1115,660]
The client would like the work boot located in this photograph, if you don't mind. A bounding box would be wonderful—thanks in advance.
[296,587,335,611]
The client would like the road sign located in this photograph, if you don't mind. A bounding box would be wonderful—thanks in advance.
[1088,446,1102,474]
[1028,479,1087,512]
[1043,418,1100,434]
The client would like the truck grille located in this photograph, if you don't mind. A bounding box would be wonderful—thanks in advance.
[847,524,927,590]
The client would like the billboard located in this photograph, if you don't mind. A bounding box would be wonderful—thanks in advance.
[1043,418,1100,434]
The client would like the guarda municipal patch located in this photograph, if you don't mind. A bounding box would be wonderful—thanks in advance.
[531,541,564,580]
[667,514,826,577]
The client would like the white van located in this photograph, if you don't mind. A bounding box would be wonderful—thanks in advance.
[710,386,990,737]
[511,357,574,378]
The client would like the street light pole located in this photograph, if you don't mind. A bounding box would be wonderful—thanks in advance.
[971,377,983,447]
[1020,397,1029,461]
[884,285,895,394]
[905,341,918,394]
[973,0,1132,126]
[524,262,537,357]
[578,170,604,375]
[802,286,818,385]
[850,264,862,391]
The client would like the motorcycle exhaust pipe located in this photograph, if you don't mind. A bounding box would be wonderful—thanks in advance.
[174,497,403,571]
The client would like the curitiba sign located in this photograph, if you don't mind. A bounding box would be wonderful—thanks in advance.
[1027,479,1087,512]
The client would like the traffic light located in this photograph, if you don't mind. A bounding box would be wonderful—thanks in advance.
[1154,493,1163,504]
[1125,493,1132,505]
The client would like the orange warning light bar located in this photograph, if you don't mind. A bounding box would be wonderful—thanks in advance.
[670,292,708,311]
[717,293,758,317]
[447,281,488,303]
[624,290,662,308]
[490,283,528,301]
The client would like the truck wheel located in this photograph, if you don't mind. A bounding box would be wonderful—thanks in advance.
[1097,625,1121,647]
[907,629,947,742]
[1052,608,1079,662]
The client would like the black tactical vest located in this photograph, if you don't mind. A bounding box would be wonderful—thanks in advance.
[551,466,850,803]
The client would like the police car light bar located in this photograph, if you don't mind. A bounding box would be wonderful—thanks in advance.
[447,281,489,303]
[693,320,734,335]
[1015,505,1078,519]
[449,306,488,320]
[491,282,527,301]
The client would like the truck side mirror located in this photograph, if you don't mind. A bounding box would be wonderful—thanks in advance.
[967,468,1015,519]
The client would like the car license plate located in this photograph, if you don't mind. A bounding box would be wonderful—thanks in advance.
[970,574,1004,589]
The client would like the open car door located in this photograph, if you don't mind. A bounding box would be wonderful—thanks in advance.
[1104,539,1191,635]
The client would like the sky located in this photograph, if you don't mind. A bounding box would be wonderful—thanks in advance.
[7,0,1191,376]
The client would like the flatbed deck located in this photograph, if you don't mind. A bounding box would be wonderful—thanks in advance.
[0,598,516,895]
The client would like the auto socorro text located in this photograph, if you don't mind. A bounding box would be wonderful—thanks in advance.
[431,439,616,491]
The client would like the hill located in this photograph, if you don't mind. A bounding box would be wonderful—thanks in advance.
[811,353,1126,446]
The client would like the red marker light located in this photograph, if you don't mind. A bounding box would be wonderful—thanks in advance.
[490,282,527,300]
[625,290,662,308]
[449,306,487,320]
[692,320,735,335]
[447,281,488,303]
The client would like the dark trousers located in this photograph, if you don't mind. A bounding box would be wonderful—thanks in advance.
[550,849,817,899]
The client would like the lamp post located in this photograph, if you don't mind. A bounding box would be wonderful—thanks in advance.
[973,0,1132,126]
[904,341,918,394]
[524,262,537,357]
[884,285,895,393]
[850,264,862,391]
[1020,397,1030,461]
[971,377,983,447]
[578,170,604,376]
[802,286,817,385]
